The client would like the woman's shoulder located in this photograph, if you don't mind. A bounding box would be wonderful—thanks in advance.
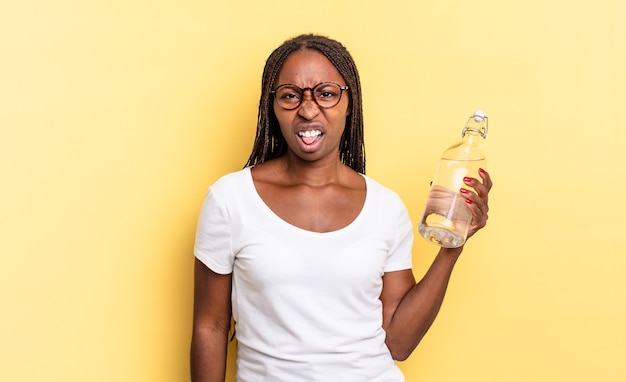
[209,167,252,192]
[362,174,397,195]
[362,174,406,208]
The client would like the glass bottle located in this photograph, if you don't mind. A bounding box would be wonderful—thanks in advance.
[417,110,488,248]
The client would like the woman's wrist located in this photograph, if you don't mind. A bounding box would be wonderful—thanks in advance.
[438,246,463,258]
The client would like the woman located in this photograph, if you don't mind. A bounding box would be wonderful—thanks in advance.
[191,34,492,382]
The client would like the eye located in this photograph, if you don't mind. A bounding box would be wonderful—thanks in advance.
[281,92,299,100]
[276,87,301,103]
[319,91,336,99]
[315,84,340,100]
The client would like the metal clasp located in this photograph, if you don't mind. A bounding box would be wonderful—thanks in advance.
[462,115,488,138]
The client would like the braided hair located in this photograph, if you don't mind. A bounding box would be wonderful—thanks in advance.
[244,34,366,174]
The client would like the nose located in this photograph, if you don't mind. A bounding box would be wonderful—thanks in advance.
[297,90,320,120]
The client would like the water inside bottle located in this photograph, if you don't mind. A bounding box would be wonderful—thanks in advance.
[418,187,471,247]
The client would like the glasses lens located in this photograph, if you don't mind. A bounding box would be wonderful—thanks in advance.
[313,83,342,108]
[274,86,302,110]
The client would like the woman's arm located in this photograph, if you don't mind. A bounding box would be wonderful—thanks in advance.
[380,248,461,361]
[381,170,492,361]
[190,258,232,382]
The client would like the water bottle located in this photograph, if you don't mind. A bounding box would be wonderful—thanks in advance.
[418,110,488,248]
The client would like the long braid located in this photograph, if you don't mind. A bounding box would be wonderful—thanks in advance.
[244,34,366,174]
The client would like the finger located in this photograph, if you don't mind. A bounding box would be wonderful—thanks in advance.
[467,171,492,201]
[461,188,488,219]
[464,198,488,235]
[463,176,489,210]
[463,170,493,237]
[479,168,493,192]
[477,169,492,214]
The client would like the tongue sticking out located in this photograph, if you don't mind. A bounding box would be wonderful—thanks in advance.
[302,135,318,145]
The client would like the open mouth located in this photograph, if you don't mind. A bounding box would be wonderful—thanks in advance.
[298,129,322,145]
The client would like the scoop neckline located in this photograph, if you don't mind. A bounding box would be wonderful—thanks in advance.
[244,167,369,236]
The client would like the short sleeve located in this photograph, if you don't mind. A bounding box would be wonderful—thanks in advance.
[383,195,414,273]
[193,186,235,274]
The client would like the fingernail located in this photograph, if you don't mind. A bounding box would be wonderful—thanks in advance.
[463,177,472,183]
[479,168,486,174]
[465,198,473,205]
[460,188,469,194]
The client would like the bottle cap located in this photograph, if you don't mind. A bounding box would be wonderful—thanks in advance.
[473,110,487,122]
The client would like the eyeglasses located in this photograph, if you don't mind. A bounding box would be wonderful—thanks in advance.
[271,82,349,110]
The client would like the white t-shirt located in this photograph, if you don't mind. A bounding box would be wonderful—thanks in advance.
[194,167,413,382]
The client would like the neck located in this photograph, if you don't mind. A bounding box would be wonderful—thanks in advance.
[277,152,345,186]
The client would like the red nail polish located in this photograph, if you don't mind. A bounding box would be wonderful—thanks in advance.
[479,168,486,174]
[463,177,472,183]
[460,188,469,194]
[465,198,473,205]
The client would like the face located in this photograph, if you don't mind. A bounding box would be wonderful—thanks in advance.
[273,49,350,164]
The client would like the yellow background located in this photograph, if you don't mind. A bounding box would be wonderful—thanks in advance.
[2,0,625,381]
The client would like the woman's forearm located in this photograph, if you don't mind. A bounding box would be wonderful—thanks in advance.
[385,247,462,360]
[190,326,229,382]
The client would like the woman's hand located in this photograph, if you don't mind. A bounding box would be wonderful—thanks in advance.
[461,168,493,239]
